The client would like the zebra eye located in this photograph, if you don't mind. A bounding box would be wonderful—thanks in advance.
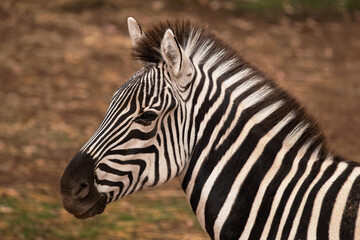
[135,111,158,124]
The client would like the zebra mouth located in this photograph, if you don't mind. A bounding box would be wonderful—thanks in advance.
[74,193,107,219]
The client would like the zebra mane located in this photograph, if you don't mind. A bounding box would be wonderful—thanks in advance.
[131,18,242,66]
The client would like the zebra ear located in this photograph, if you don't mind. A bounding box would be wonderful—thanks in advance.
[161,29,193,83]
[127,17,143,47]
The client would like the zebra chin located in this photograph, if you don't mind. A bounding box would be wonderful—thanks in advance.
[60,152,108,219]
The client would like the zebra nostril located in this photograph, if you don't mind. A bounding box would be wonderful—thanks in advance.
[72,182,90,199]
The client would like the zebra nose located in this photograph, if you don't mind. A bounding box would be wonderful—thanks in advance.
[72,181,91,199]
[60,152,95,200]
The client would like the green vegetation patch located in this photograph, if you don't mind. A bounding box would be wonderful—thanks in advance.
[0,189,204,240]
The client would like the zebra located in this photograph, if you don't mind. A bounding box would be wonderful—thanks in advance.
[60,17,360,240]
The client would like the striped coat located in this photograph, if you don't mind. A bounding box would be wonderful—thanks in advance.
[60,18,360,240]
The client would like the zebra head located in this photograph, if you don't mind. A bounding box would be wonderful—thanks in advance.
[60,18,195,219]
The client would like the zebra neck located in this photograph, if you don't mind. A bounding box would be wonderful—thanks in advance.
[174,46,360,238]
[180,128,360,239]
[180,109,323,220]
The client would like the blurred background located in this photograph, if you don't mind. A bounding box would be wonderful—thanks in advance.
[0,0,359,239]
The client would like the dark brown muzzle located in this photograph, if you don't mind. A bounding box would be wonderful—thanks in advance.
[60,152,107,219]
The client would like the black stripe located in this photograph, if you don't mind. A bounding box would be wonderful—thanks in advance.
[219,118,300,240]
[188,81,272,212]
[167,116,180,176]
[203,103,292,239]
[266,138,323,240]
[280,152,325,240]
[173,36,182,74]
[109,158,146,174]
[94,117,134,163]
[97,78,138,130]
[294,161,337,240]
[316,164,353,239]
[181,73,263,192]
[340,173,360,239]
[248,126,311,239]
[106,146,159,186]
[182,62,205,168]
[183,58,197,101]
[91,94,139,157]
[98,79,139,130]
[108,191,114,203]
[173,106,182,169]
[98,163,133,198]
[190,62,215,152]
[161,118,172,181]
[95,177,124,196]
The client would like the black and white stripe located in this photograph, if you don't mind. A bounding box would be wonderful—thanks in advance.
[78,18,360,239]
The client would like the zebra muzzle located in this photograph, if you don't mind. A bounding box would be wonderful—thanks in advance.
[60,152,107,219]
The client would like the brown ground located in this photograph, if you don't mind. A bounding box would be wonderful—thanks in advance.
[0,0,359,239]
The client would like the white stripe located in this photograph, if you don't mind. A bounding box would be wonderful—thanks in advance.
[209,58,237,99]
[187,84,273,206]
[211,67,252,100]
[260,140,312,240]
[329,167,360,240]
[287,159,333,240]
[307,160,347,240]
[187,48,216,152]
[239,123,308,240]
[93,112,136,159]
[94,78,155,160]
[275,146,321,240]
[161,96,180,183]
[192,41,213,65]
[81,85,134,151]
[86,88,138,156]
[185,31,206,57]
[203,50,225,72]
[149,68,162,108]
[195,100,284,230]
[96,160,136,197]
[213,112,295,240]
[214,82,269,150]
